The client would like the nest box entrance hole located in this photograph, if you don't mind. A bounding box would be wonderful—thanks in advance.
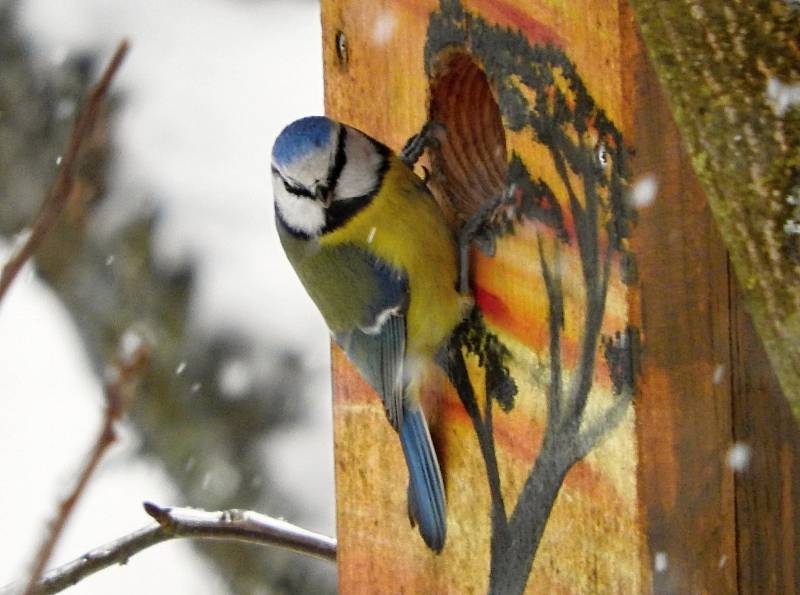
[427,52,507,229]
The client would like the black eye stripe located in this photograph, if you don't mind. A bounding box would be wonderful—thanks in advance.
[274,168,316,199]
[284,180,315,199]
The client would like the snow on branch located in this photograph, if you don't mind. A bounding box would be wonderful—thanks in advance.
[3,503,336,595]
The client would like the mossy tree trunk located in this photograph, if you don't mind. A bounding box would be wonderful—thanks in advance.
[629,0,800,415]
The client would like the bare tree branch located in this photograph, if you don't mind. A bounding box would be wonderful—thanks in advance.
[143,502,337,561]
[20,332,150,595]
[0,38,132,595]
[0,39,129,303]
[2,503,336,595]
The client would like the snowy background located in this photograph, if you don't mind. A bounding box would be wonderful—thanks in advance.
[0,0,332,592]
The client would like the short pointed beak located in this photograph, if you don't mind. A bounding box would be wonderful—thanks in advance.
[316,186,333,208]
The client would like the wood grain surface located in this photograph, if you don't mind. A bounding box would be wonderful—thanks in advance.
[321,1,798,592]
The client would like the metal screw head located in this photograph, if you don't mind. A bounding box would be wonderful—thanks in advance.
[335,31,348,67]
[595,141,610,172]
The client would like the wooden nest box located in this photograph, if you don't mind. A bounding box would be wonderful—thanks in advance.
[321,0,799,592]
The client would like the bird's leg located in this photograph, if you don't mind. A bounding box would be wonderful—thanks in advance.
[457,190,510,295]
[400,121,445,168]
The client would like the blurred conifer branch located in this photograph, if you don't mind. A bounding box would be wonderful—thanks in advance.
[0,36,135,595]
[0,9,334,591]
[0,39,129,302]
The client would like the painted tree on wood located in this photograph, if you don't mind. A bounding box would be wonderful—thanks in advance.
[427,1,638,592]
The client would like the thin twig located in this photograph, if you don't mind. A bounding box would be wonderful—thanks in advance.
[0,39,129,303]
[20,328,149,595]
[2,503,336,595]
[143,502,337,561]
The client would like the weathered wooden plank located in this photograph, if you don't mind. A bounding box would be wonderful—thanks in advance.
[323,2,642,592]
[628,0,800,418]
[320,0,798,592]
[623,10,739,590]
[731,282,800,594]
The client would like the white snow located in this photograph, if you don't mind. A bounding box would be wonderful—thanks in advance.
[218,358,253,399]
[17,0,329,357]
[653,551,668,573]
[767,77,800,117]
[9,227,32,255]
[371,12,396,47]
[712,364,725,385]
[784,220,800,235]
[118,328,146,365]
[629,174,658,208]
[726,442,752,472]
[0,242,226,593]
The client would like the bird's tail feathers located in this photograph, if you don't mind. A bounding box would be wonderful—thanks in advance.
[400,403,446,553]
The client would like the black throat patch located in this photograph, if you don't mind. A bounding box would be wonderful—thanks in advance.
[274,134,391,240]
[320,138,391,235]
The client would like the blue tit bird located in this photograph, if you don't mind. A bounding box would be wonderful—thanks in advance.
[270,116,470,552]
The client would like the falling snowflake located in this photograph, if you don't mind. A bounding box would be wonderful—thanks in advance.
[630,174,658,208]
[784,220,800,235]
[726,442,752,472]
[372,12,396,46]
[767,77,800,117]
[218,358,253,399]
[118,329,145,365]
[654,552,668,573]
[712,364,725,385]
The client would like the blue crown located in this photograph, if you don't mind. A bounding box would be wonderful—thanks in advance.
[272,116,335,166]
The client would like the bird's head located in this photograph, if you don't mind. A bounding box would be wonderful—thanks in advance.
[271,116,387,238]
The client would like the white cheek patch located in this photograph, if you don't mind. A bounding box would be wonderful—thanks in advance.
[290,149,334,189]
[273,176,325,236]
[335,127,385,200]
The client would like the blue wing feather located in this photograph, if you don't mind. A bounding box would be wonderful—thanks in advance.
[324,247,407,431]
[336,314,405,430]
[277,220,408,427]
[278,225,446,550]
